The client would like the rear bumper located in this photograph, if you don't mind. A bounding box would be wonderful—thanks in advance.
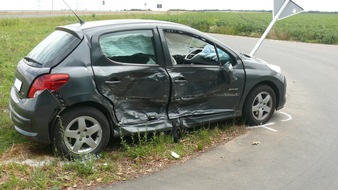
[9,87,61,144]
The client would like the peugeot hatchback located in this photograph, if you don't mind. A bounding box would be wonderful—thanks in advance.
[9,19,286,158]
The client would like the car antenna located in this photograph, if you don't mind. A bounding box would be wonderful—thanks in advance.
[63,0,85,25]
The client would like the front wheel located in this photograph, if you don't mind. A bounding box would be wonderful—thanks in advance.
[243,85,276,126]
[52,106,110,159]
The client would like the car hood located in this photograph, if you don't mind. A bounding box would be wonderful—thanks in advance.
[239,53,281,73]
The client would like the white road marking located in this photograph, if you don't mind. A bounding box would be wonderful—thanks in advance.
[261,126,278,132]
[247,111,293,132]
[264,122,275,126]
[248,125,278,132]
[279,111,293,122]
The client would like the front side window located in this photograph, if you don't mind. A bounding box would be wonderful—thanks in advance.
[99,30,157,65]
[164,31,232,66]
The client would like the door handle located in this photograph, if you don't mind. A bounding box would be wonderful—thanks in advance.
[174,77,188,83]
[105,78,121,84]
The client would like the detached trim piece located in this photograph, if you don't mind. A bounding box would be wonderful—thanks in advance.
[15,126,37,137]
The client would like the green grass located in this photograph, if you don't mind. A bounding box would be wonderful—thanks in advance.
[0,125,245,189]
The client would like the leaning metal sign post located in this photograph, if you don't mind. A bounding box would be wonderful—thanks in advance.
[249,0,304,57]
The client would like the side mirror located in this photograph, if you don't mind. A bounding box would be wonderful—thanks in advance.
[222,61,235,84]
[223,61,233,72]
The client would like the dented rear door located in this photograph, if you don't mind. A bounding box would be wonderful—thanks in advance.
[91,27,170,126]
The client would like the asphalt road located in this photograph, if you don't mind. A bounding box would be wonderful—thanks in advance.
[105,35,338,190]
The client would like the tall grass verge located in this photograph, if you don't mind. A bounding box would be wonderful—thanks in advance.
[0,123,246,189]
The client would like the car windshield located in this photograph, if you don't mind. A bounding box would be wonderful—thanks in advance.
[26,30,81,67]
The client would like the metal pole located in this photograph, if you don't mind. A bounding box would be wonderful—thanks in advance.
[249,0,290,57]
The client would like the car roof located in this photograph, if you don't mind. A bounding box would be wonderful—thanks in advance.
[76,19,184,29]
[56,19,201,39]
[55,19,239,56]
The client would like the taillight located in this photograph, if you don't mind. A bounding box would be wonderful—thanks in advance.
[28,74,70,98]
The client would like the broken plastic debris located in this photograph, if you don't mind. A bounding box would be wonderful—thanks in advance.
[171,151,180,159]
[252,141,260,145]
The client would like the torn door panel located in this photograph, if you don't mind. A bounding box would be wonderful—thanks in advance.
[94,65,171,126]
[167,66,240,119]
[114,100,167,125]
[119,120,173,134]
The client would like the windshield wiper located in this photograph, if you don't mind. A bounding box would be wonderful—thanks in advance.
[24,56,42,65]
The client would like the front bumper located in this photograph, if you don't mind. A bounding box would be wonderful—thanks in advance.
[276,76,287,110]
[9,87,61,144]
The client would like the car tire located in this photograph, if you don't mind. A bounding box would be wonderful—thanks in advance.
[52,106,110,159]
[243,85,276,126]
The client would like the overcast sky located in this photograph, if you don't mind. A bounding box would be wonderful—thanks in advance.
[0,0,337,12]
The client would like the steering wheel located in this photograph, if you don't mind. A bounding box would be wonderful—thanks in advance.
[184,48,203,64]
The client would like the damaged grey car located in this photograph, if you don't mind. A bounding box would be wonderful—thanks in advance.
[9,19,286,158]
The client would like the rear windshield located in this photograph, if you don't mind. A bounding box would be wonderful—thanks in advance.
[25,30,81,67]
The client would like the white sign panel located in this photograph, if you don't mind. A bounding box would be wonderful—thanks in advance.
[274,0,304,20]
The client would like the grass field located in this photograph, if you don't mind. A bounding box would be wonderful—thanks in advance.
[0,11,337,188]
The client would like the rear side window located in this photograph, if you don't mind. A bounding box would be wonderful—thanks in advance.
[26,30,81,67]
[99,30,157,65]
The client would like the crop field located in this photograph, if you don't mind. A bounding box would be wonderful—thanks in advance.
[146,12,338,44]
[0,11,337,188]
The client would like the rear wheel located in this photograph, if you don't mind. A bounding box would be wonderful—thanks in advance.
[53,106,110,159]
[243,85,276,126]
